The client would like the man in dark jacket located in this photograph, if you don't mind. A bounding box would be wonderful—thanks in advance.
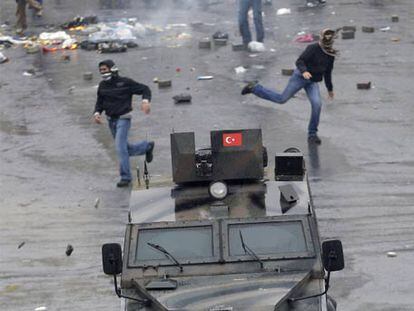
[241,29,337,144]
[93,59,154,187]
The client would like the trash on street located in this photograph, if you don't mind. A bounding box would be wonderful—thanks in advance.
[173,94,192,104]
[197,76,213,80]
[276,8,291,15]
[234,66,247,74]
[248,41,265,52]
[65,244,74,256]
[0,51,9,64]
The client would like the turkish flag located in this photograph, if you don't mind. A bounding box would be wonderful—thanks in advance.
[223,132,243,147]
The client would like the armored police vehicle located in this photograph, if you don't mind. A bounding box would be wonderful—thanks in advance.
[102,129,344,311]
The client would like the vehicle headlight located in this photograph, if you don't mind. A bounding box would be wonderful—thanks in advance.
[209,181,228,200]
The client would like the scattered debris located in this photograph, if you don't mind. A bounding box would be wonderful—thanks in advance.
[61,16,98,30]
[198,38,211,49]
[387,251,397,258]
[342,26,356,32]
[294,34,315,43]
[212,31,229,40]
[0,52,9,64]
[276,8,291,15]
[98,41,127,53]
[65,244,74,256]
[362,26,375,33]
[158,80,172,88]
[391,15,399,22]
[34,307,47,311]
[232,43,245,51]
[197,76,213,80]
[248,41,265,52]
[94,197,100,208]
[213,38,227,46]
[23,71,34,77]
[357,81,371,90]
[17,241,26,249]
[342,31,355,39]
[281,69,294,76]
[234,66,247,74]
[25,45,40,54]
[83,72,93,81]
[173,94,192,104]
[380,26,390,32]
[61,55,71,62]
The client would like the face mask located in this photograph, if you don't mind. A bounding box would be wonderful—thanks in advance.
[101,72,112,81]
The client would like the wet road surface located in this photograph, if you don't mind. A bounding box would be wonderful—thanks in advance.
[1,0,414,310]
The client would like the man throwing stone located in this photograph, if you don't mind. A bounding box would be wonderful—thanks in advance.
[93,59,154,187]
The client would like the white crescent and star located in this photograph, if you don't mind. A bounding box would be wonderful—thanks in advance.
[225,136,236,144]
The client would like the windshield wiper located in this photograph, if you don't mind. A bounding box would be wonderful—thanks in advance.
[239,231,264,269]
[147,242,183,272]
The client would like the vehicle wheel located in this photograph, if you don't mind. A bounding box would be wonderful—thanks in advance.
[327,295,337,311]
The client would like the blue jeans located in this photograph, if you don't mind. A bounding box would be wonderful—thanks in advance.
[108,118,149,181]
[238,0,264,45]
[252,69,322,136]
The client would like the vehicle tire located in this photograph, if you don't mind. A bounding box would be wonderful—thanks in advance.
[327,295,337,311]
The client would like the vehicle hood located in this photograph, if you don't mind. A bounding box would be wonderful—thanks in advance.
[139,271,313,310]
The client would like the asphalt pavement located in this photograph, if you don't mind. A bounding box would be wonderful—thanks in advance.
[1,0,413,310]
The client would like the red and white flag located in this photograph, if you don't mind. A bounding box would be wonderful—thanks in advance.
[223,132,243,147]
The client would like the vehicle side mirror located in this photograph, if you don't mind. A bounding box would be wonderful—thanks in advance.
[322,240,344,272]
[102,243,122,275]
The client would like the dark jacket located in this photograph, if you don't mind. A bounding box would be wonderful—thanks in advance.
[296,43,335,91]
[94,75,151,118]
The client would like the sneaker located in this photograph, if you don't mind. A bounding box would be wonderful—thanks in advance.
[145,141,155,163]
[308,135,322,145]
[36,9,43,17]
[241,81,258,95]
[116,180,131,187]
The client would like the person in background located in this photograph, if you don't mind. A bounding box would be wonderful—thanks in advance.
[238,0,264,47]
[93,59,155,188]
[15,0,43,35]
[241,29,338,145]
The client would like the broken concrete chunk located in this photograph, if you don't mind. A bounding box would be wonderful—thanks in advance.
[213,38,227,46]
[212,31,229,40]
[357,82,371,90]
[342,26,356,32]
[342,31,355,39]
[158,80,172,88]
[65,244,74,256]
[83,72,93,81]
[173,93,192,104]
[391,15,399,22]
[362,26,375,33]
[94,197,100,208]
[281,69,294,76]
[198,39,211,49]
[232,43,245,51]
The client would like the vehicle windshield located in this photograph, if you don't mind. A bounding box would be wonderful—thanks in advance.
[134,226,214,264]
[228,221,308,256]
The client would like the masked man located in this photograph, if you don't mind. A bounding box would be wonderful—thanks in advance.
[242,29,338,144]
[93,59,154,187]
